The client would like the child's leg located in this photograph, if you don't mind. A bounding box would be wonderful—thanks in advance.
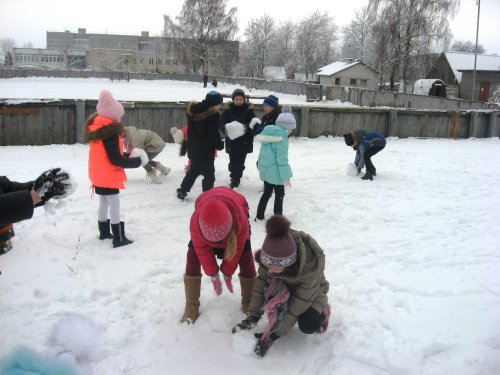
[98,195,110,222]
[185,243,202,276]
[238,240,257,278]
[273,185,285,215]
[200,160,216,192]
[107,194,121,224]
[256,182,273,220]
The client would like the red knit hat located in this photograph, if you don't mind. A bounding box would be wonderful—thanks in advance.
[198,200,233,242]
[96,89,124,121]
[260,215,297,268]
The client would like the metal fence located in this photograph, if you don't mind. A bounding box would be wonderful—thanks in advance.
[1,100,497,146]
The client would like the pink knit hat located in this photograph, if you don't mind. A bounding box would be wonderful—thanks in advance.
[96,90,124,121]
[198,200,233,242]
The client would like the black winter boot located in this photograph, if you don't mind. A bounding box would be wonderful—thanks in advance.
[361,172,373,181]
[98,220,113,240]
[111,222,133,248]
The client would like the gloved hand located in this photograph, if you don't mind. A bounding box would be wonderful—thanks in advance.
[232,316,259,333]
[249,117,261,130]
[129,148,148,167]
[223,273,233,293]
[33,168,72,203]
[283,179,291,188]
[254,332,279,358]
[211,273,222,296]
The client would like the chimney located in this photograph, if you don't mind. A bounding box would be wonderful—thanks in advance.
[141,31,149,37]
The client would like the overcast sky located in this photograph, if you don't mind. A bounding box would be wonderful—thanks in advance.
[0,0,498,55]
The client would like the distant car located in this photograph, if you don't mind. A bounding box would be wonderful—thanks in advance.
[413,79,447,98]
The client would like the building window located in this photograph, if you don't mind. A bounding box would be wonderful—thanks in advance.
[149,58,154,65]
[335,78,340,85]
[173,60,177,66]
[165,60,170,66]
[140,58,144,64]
[350,78,357,85]
[360,79,367,86]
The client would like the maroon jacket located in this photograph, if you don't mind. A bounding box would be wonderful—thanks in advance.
[189,187,250,276]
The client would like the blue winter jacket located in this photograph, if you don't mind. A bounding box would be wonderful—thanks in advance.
[355,131,386,169]
[256,125,293,185]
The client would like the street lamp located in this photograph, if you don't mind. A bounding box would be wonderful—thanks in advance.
[472,0,481,101]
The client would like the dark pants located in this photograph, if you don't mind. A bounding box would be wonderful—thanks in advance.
[297,307,323,334]
[184,240,256,277]
[364,145,385,175]
[256,181,285,219]
[229,153,247,184]
[180,159,215,193]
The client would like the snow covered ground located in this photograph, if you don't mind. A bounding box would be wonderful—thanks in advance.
[1,137,499,375]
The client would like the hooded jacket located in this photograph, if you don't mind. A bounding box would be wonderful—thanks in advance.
[189,187,250,277]
[84,114,141,189]
[186,102,224,162]
[256,125,293,185]
[247,229,330,336]
[124,126,166,155]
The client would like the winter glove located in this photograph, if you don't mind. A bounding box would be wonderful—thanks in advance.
[225,121,246,140]
[211,273,223,296]
[33,168,72,203]
[232,316,259,333]
[283,179,291,188]
[249,117,261,130]
[254,332,279,358]
[223,273,234,293]
[129,148,148,167]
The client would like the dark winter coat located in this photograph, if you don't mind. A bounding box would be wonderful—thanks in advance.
[253,106,282,135]
[220,102,256,155]
[0,176,35,227]
[247,229,330,337]
[354,130,386,169]
[186,101,224,162]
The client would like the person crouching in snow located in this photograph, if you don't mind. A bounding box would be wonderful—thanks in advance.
[343,129,386,181]
[123,126,170,184]
[84,89,148,248]
[176,91,224,201]
[181,186,257,324]
[254,107,295,221]
[232,215,331,358]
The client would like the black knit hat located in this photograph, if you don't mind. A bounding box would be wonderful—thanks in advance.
[231,88,245,101]
[343,133,354,146]
[260,215,297,268]
[204,90,223,107]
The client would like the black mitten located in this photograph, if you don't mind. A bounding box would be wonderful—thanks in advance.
[254,332,279,358]
[34,168,71,202]
[232,316,259,333]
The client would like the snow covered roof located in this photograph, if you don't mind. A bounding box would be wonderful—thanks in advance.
[264,66,286,80]
[445,52,500,83]
[316,61,361,76]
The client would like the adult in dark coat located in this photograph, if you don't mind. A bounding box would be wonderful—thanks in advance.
[220,89,260,188]
[0,170,72,254]
[252,95,282,135]
[177,91,224,200]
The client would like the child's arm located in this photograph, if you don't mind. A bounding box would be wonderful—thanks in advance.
[102,135,141,168]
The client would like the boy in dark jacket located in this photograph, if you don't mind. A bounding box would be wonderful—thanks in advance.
[176,91,224,200]
[344,129,386,180]
[220,89,260,188]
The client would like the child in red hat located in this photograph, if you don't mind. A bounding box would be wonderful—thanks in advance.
[181,186,257,324]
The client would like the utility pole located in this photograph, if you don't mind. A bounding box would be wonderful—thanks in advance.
[472,0,481,101]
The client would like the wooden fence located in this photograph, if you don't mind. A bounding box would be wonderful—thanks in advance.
[0,100,498,146]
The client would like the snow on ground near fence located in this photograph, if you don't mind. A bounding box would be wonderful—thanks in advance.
[0,77,359,107]
[1,137,499,375]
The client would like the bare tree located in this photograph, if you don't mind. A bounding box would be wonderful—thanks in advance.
[294,11,337,79]
[241,15,276,78]
[450,40,485,54]
[163,0,238,74]
[0,38,16,66]
[341,6,374,63]
[269,21,296,77]
[369,0,459,90]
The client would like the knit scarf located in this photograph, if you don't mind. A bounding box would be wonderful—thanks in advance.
[261,277,291,341]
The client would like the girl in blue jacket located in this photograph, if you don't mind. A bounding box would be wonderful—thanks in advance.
[255,107,296,220]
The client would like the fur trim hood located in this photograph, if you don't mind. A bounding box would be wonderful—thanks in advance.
[83,113,125,142]
[186,102,220,122]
